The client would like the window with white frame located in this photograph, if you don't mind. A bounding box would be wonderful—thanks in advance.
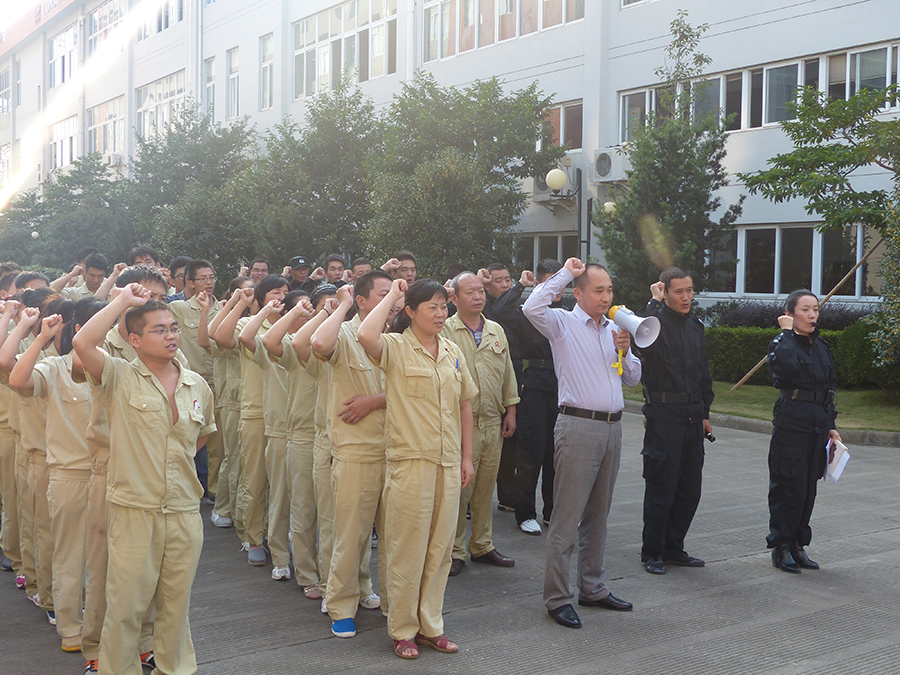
[0,69,9,116]
[135,71,185,139]
[138,0,185,41]
[50,116,77,170]
[204,57,215,116]
[49,25,78,89]
[514,233,579,271]
[765,63,798,124]
[87,97,125,155]
[260,35,274,110]
[292,0,398,100]
[87,0,125,56]
[227,48,239,118]
[545,100,583,150]
[423,0,582,62]
[14,61,21,107]
[0,144,10,188]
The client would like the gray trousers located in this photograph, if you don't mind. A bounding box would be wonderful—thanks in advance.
[543,413,622,611]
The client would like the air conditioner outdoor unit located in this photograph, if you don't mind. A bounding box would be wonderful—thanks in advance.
[591,147,631,183]
[532,174,553,202]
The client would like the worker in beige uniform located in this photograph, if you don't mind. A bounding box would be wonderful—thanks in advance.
[261,293,323,601]
[238,295,292,580]
[310,271,398,638]
[444,272,519,576]
[0,293,57,624]
[208,276,253,531]
[168,260,221,501]
[358,278,476,661]
[0,301,22,583]
[74,284,215,675]
[213,276,287,566]
[10,299,106,652]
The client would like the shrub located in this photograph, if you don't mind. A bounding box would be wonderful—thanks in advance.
[700,299,878,330]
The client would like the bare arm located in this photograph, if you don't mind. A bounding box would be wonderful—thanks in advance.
[0,309,39,372]
[196,292,213,348]
[0,301,19,354]
[239,300,282,354]
[9,315,63,390]
[310,284,354,359]
[292,299,337,364]
[208,294,241,342]
[50,265,82,293]
[460,399,474,488]
[262,300,313,357]
[94,263,127,300]
[358,279,406,364]
[212,288,254,349]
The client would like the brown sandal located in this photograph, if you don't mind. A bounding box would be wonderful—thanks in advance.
[415,633,458,653]
[303,584,322,600]
[393,638,418,659]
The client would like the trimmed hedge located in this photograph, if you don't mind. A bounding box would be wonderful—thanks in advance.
[705,323,900,390]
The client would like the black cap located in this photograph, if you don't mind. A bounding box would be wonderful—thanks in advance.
[288,256,310,269]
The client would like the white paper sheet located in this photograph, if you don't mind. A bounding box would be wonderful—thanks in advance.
[826,439,850,484]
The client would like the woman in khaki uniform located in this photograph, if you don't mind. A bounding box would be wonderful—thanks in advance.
[358,278,476,660]
[10,298,106,652]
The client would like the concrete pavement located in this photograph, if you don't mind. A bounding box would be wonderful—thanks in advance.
[5,412,900,674]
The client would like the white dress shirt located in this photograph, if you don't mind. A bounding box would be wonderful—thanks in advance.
[523,267,641,411]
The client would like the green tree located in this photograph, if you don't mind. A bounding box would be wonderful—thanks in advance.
[739,85,900,372]
[593,11,743,308]
[366,72,564,273]
[0,153,133,269]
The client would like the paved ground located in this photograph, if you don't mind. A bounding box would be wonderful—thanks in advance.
[5,412,900,674]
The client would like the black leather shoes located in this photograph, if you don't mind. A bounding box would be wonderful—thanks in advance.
[578,593,633,611]
[449,559,465,576]
[772,544,801,573]
[644,557,666,575]
[548,604,582,628]
[471,549,515,567]
[790,544,819,570]
[664,551,705,567]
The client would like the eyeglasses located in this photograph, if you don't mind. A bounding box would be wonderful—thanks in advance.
[137,325,182,337]
[191,275,217,283]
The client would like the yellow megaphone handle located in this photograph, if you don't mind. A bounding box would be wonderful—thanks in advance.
[611,347,624,376]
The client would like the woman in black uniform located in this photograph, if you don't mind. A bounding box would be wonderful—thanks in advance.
[766,289,842,573]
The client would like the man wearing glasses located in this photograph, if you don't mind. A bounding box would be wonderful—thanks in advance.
[168,260,221,502]
[73,283,216,675]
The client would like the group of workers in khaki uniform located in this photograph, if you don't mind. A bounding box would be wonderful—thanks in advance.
[0,247,533,670]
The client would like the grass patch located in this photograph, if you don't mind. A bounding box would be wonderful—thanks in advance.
[623,382,900,433]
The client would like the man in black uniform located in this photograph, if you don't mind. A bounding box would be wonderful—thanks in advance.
[637,267,714,574]
[491,259,568,535]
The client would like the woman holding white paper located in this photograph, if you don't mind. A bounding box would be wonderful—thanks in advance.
[765,289,842,574]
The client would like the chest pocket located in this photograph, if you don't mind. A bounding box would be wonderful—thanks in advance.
[403,363,433,399]
[126,394,165,431]
[60,390,91,428]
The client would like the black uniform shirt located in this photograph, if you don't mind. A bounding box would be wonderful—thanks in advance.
[767,328,837,434]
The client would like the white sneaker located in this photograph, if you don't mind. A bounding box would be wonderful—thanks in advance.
[359,593,381,610]
[272,565,291,581]
[519,519,542,535]
[210,512,233,528]
[240,541,250,553]
[320,598,328,614]
[29,593,41,607]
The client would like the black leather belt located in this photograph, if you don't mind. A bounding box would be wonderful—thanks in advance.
[643,390,701,405]
[559,406,622,423]
[528,358,554,370]
[779,389,835,406]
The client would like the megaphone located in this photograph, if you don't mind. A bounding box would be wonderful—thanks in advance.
[606,305,660,376]
[608,305,660,348]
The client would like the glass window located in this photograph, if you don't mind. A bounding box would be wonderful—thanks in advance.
[515,236,535,271]
[563,103,582,149]
[804,58,819,92]
[442,1,457,58]
[828,54,846,101]
[543,0,562,28]
[460,0,476,51]
[50,116,77,170]
[779,228,813,293]
[521,0,538,35]
[766,64,798,123]
[653,85,675,124]
[850,47,888,96]
[227,48,239,118]
[358,29,368,82]
[0,144,10,188]
[724,73,742,131]
[260,35,274,110]
[693,77,721,124]
[749,69,763,128]
[499,0,517,41]
[566,0,584,21]
[331,39,342,89]
[136,71,186,139]
[707,231,737,293]
[745,228,775,293]
[344,34,357,79]
[306,48,317,95]
[387,19,397,74]
[480,0,495,47]
[539,235,558,262]
[860,225,884,296]
[371,24,385,78]
[561,235,578,261]
[821,225,857,296]
[49,25,78,89]
[0,70,9,116]
[621,92,646,142]
[87,96,125,154]
[425,6,440,61]
[204,57,215,115]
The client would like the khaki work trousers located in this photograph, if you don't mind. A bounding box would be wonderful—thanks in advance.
[99,505,202,675]
[47,468,90,639]
[212,407,241,522]
[384,458,459,641]
[28,453,54,611]
[286,437,318,587]
[15,437,37,596]
[453,422,502,560]
[326,459,383,621]
[83,469,154,662]
[206,423,224,500]
[0,429,21,574]
[237,418,267,547]
[313,436,335,594]
[265,435,291,568]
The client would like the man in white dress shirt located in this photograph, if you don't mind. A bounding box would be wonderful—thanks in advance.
[523,258,641,629]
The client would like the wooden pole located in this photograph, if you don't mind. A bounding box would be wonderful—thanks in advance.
[730,234,886,391]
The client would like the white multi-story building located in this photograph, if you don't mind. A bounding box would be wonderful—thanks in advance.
[1,0,897,303]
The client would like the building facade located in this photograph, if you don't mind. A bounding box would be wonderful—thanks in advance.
[1,0,897,303]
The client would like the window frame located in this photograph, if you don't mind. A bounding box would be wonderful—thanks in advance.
[259,34,274,111]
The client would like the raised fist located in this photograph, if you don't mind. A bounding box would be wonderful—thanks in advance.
[520,270,535,287]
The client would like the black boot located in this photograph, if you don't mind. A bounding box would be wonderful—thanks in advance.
[772,544,801,573]
[790,543,819,570]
